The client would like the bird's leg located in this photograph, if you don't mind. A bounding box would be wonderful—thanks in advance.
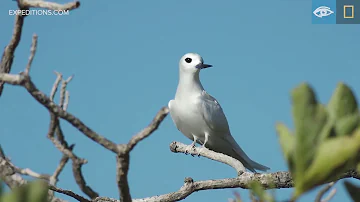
[185,135,197,155]
[197,133,209,156]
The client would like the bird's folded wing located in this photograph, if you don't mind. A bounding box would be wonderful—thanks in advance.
[198,91,230,134]
[168,100,181,132]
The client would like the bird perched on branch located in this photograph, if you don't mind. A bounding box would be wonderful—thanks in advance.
[168,53,270,172]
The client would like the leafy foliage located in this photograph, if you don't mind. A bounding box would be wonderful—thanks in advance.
[276,82,360,199]
[248,181,275,202]
[0,180,49,202]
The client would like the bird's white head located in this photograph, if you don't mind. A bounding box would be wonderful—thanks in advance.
[179,53,212,74]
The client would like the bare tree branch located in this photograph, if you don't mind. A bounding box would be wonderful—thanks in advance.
[2,71,74,201]
[133,172,294,202]
[24,34,37,75]
[0,0,80,96]
[322,188,337,202]
[49,185,90,202]
[0,72,119,153]
[170,141,246,175]
[94,170,360,202]
[0,146,68,202]
[51,155,70,184]
[315,182,336,202]
[2,66,360,201]
[116,106,170,202]
[9,164,50,181]
[60,75,73,108]
[21,0,80,11]
[71,158,99,199]
[50,145,74,186]
[48,147,72,199]
[127,106,169,152]
[0,14,25,96]
[116,147,131,202]
[2,126,360,202]
[64,90,70,111]
[47,74,99,199]
[0,146,27,189]
[1,1,100,202]
[47,113,99,200]
[50,72,63,101]
[1,17,358,202]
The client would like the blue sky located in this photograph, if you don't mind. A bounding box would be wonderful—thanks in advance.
[0,0,360,202]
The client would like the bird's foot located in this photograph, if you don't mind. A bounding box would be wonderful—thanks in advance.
[185,143,196,155]
[196,145,207,157]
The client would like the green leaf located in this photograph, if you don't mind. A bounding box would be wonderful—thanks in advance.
[344,181,360,202]
[276,123,294,172]
[328,82,358,122]
[357,163,360,174]
[297,128,360,196]
[335,114,360,137]
[318,120,336,142]
[0,180,49,202]
[0,183,27,202]
[27,181,48,202]
[291,83,328,192]
[248,181,274,202]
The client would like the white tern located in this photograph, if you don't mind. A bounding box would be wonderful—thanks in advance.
[168,53,270,172]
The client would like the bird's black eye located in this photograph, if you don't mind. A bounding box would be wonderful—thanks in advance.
[185,58,192,63]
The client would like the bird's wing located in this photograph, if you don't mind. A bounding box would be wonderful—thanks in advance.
[168,100,181,132]
[197,91,230,134]
[197,91,270,172]
[197,92,256,170]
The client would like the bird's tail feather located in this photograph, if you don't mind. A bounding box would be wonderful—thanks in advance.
[227,134,270,172]
[231,148,269,172]
[248,159,270,172]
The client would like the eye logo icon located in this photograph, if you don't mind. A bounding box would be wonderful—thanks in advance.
[313,6,334,18]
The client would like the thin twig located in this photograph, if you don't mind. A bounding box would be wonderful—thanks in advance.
[48,71,98,199]
[50,71,62,101]
[47,116,77,160]
[0,146,67,202]
[315,182,336,202]
[49,185,90,202]
[0,14,25,96]
[13,167,50,180]
[72,158,98,199]
[64,91,70,110]
[24,34,37,75]
[21,0,80,11]
[1,145,50,180]
[127,106,169,152]
[322,188,337,202]
[47,114,98,199]
[52,157,69,183]
[0,72,119,153]
[48,148,72,199]
[50,144,74,186]
[0,0,80,96]
[60,75,73,108]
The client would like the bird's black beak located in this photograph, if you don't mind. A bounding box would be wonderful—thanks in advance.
[196,63,213,69]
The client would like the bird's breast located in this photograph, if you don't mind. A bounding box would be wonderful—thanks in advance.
[174,100,208,139]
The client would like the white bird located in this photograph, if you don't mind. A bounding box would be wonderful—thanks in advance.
[168,53,270,172]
